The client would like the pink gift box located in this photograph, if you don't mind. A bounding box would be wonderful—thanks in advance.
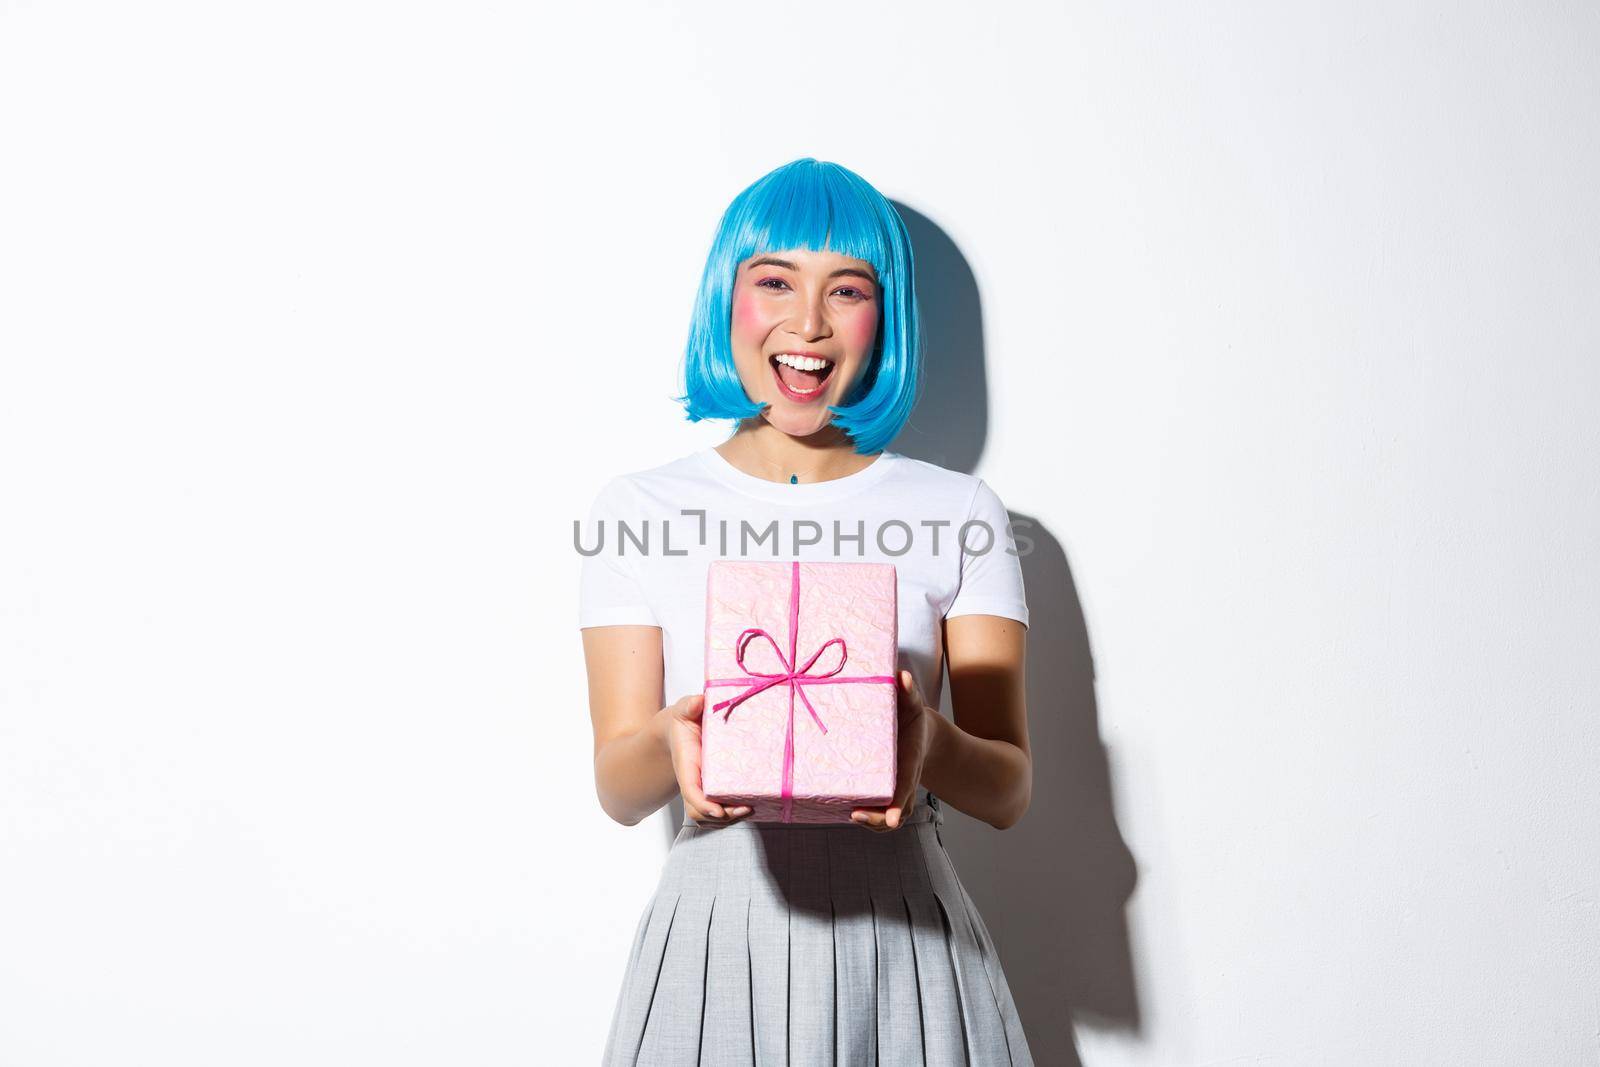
[700,559,899,824]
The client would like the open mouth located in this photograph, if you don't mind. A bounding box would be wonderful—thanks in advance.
[769,352,836,402]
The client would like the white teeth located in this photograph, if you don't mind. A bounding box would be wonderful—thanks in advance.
[774,353,832,372]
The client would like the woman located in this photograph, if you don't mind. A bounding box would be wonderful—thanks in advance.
[580,158,1035,1065]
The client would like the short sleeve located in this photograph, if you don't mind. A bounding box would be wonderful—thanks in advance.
[944,478,1029,627]
[577,476,660,629]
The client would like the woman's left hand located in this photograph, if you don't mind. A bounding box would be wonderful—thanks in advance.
[852,668,936,832]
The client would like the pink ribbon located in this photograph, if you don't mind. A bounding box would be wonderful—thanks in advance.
[704,560,897,823]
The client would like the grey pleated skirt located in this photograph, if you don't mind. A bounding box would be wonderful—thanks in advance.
[601,793,1035,1066]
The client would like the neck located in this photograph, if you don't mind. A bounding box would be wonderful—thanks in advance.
[715,420,880,484]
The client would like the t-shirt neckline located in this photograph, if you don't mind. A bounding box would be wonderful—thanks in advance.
[697,445,901,504]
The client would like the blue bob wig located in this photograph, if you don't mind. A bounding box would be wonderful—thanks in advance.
[674,158,922,455]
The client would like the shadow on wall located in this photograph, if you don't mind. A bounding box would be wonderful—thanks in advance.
[939,513,1142,1061]
[664,201,1142,1062]
[883,202,989,474]
[897,200,1143,1061]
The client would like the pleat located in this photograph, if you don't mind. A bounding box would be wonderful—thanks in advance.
[603,888,682,1065]
[865,825,923,1065]
[699,894,754,1067]
[788,827,836,1061]
[747,824,792,1065]
[636,892,716,1064]
[825,829,878,1065]
[896,825,968,1067]
[603,893,659,1064]
[952,872,1034,1066]
[919,834,1024,1065]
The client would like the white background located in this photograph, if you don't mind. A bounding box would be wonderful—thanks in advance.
[3,2,1597,1064]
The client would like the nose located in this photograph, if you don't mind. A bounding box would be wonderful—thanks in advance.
[794,287,833,343]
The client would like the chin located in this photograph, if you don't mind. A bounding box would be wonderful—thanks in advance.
[761,408,834,438]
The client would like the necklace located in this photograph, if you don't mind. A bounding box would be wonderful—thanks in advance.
[743,449,840,485]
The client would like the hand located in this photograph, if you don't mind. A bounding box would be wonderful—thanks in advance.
[851,669,936,832]
[662,693,752,826]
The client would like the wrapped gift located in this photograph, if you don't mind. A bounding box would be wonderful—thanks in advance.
[701,559,899,824]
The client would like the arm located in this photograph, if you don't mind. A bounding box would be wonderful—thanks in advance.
[582,624,677,826]
[918,613,1031,830]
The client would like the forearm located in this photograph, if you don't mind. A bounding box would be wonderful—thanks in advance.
[919,710,1032,830]
[594,707,679,826]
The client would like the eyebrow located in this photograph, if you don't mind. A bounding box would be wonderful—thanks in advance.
[744,256,879,285]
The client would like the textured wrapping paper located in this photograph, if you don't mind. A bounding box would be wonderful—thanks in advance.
[701,560,899,824]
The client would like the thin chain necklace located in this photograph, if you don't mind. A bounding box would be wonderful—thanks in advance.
[754,453,834,485]
[739,447,850,485]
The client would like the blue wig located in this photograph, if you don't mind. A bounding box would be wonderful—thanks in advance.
[674,158,922,455]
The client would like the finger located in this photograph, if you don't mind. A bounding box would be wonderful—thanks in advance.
[685,781,724,820]
[691,799,732,825]
[891,750,917,820]
[689,793,749,821]
[886,778,918,830]
[851,809,889,831]
[897,670,924,720]
[900,668,920,699]
[692,803,752,825]
[675,736,724,819]
[694,796,725,820]
[679,702,749,825]
[670,694,741,823]
[852,799,913,831]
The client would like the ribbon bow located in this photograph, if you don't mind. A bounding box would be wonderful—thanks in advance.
[704,561,897,822]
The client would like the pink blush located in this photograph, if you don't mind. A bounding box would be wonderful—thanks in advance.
[843,307,878,352]
[732,290,765,330]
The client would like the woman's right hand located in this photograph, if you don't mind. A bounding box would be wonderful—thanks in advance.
[662,693,752,826]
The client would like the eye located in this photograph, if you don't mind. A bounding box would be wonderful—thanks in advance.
[834,286,871,300]
[755,277,790,291]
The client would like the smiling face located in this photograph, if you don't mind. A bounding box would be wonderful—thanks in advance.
[728,247,881,438]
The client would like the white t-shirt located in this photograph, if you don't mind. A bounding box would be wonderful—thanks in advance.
[576,445,1029,810]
